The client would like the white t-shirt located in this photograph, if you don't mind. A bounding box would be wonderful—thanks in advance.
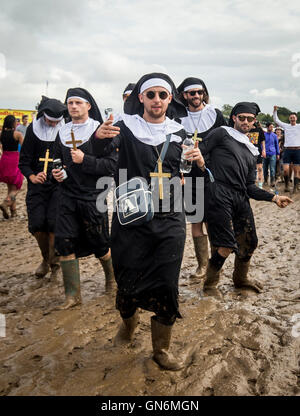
[273,111,300,147]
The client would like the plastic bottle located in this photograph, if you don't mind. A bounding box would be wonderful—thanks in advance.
[180,135,194,174]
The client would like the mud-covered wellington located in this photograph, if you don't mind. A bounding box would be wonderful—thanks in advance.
[151,316,184,371]
[203,260,221,291]
[191,235,209,279]
[59,258,82,309]
[113,310,139,346]
[0,198,11,219]
[233,257,263,293]
[100,256,116,293]
[34,232,50,278]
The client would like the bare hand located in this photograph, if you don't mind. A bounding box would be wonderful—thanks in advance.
[273,195,293,208]
[261,150,266,158]
[52,168,65,182]
[95,114,120,139]
[274,105,278,112]
[71,148,84,164]
[30,172,47,184]
[183,141,205,170]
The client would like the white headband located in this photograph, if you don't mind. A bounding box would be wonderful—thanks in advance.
[67,96,89,104]
[44,112,64,121]
[123,90,133,95]
[184,84,204,92]
[140,78,172,94]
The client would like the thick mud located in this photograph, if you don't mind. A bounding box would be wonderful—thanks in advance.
[0,182,299,396]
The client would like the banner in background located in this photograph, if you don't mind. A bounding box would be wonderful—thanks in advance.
[0,108,37,127]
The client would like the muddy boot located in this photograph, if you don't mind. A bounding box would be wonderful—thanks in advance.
[293,177,299,194]
[284,175,290,192]
[34,232,50,278]
[59,258,81,310]
[191,235,208,279]
[0,198,11,219]
[9,195,17,217]
[100,256,116,293]
[49,245,60,279]
[270,176,275,187]
[203,260,221,292]
[232,256,263,293]
[151,317,184,371]
[113,310,139,346]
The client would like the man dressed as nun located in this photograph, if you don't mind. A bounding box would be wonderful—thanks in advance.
[96,73,204,370]
[197,102,293,295]
[19,96,67,279]
[52,88,118,309]
[177,77,227,281]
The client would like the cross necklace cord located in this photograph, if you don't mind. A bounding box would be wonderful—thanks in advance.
[146,120,171,200]
[189,107,204,143]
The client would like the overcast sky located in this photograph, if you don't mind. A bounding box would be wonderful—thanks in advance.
[1,0,300,115]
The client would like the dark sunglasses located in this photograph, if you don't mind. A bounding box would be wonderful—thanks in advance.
[187,90,205,96]
[237,115,256,122]
[144,90,169,100]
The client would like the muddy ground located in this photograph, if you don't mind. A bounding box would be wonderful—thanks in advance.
[0,181,299,396]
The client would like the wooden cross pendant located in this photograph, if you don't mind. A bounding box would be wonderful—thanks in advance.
[39,149,53,174]
[66,129,83,150]
[150,158,171,200]
[192,129,202,143]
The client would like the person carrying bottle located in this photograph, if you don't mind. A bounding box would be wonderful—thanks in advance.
[177,77,227,281]
[95,73,204,371]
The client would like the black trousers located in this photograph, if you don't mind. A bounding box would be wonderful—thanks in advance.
[205,182,258,260]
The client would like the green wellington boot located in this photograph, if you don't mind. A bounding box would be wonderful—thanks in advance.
[100,256,117,293]
[59,258,82,309]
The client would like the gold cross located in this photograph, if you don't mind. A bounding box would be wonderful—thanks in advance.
[66,129,82,150]
[150,158,171,200]
[192,129,202,143]
[39,149,53,174]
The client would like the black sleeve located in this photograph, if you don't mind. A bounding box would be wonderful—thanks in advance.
[198,128,223,156]
[81,149,118,176]
[246,161,274,201]
[19,125,35,179]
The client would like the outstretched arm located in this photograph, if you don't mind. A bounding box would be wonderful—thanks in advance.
[273,106,289,129]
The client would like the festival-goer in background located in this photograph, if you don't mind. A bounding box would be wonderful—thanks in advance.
[112,82,136,124]
[263,123,280,188]
[0,115,24,218]
[177,77,227,280]
[16,114,29,137]
[273,106,300,193]
[197,102,293,296]
[52,88,117,309]
[96,73,202,371]
[19,96,66,279]
[247,121,266,188]
[275,127,284,182]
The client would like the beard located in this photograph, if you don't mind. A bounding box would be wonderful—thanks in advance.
[235,123,251,134]
[187,97,203,110]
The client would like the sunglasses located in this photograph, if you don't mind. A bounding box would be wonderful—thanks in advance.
[144,90,170,100]
[237,115,256,122]
[187,90,205,96]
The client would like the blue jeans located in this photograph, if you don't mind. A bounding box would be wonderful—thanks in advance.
[263,155,277,181]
